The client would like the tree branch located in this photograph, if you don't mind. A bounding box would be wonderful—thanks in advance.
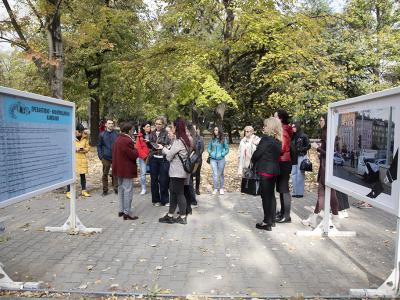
[1,0,29,49]
[26,0,45,32]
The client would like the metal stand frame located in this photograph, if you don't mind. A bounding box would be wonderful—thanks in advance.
[45,184,102,234]
[0,263,43,290]
[350,218,400,297]
[296,186,356,237]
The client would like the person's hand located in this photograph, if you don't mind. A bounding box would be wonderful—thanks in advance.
[157,144,163,150]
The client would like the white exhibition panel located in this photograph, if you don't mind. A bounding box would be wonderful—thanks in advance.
[0,86,75,208]
[326,87,400,217]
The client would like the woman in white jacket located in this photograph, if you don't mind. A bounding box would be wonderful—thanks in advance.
[238,126,260,176]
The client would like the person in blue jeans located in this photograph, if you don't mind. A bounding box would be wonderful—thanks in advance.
[208,126,229,195]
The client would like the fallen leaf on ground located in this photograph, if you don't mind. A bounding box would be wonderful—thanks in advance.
[78,284,88,289]
[214,275,222,280]
[87,265,93,271]
[110,283,119,290]
[155,266,163,270]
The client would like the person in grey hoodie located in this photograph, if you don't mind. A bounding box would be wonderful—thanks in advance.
[158,117,191,225]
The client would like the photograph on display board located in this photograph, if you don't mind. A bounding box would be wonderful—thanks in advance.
[332,107,397,199]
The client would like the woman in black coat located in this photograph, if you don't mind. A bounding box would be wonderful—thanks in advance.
[252,117,282,231]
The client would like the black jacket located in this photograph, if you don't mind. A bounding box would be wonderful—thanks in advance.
[291,132,311,164]
[251,135,282,175]
[97,130,118,161]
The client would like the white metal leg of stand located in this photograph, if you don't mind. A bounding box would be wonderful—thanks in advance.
[45,184,102,234]
[350,218,400,297]
[0,262,43,290]
[297,186,356,237]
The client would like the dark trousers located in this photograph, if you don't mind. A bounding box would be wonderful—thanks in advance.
[150,157,170,205]
[315,184,339,214]
[184,177,196,214]
[67,174,86,192]
[260,176,277,225]
[169,178,186,216]
[191,161,202,191]
[102,159,117,192]
[337,190,350,211]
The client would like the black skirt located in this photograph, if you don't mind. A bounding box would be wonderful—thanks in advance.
[276,161,291,193]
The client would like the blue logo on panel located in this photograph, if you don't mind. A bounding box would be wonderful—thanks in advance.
[9,101,31,119]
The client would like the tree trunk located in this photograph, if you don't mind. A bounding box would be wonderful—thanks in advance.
[215,0,234,124]
[85,66,102,146]
[46,0,63,99]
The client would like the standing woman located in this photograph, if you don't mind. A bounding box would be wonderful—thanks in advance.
[135,121,151,195]
[274,109,293,223]
[290,121,311,198]
[302,114,339,227]
[238,126,260,176]
[208,126,229,195]
[158,117,191,225]
[67,123,90,199]
[252,117,282,231]
[192,125,204,195]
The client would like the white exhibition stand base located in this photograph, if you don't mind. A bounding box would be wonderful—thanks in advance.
[45,184,102,234]
[350,269,399,297]
[0,264,43,290]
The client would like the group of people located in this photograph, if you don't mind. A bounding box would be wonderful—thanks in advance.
[69,110,349,230]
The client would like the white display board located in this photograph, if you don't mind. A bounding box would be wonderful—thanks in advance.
[326,87,400,217]
[0,87,75,208]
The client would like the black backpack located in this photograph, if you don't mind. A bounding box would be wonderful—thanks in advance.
[177,139,200,174]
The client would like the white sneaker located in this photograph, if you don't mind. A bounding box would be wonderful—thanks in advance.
[338,210,349,219]
[165,203,170,207]
[153,203,161,207]
[301,213,318,227]
[140,189,146,195]
[219,189,224,195]
[212,190,218,195]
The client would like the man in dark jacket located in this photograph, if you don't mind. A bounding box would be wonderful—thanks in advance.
[149,116,171,206]
[112,122,139,220]
[97,119,118,196]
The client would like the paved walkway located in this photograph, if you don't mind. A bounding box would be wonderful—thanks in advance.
[0,186,397,297]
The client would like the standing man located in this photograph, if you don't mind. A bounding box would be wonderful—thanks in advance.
[97,119,118,196]
[149,116,171,206]
[112,122,139,220]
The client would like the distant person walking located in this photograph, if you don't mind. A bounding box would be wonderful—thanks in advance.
[208,126,229,195]
[97,119,118,196]
[252,117,282,231]
[149,116,171,206]
[192,125,204,195]
[112,122,139,220]
[135,121,151,195]
[66,124,90,199]
[238,126,260,177]
[290,121,310,198]
[274,109,293,223]
[158,117,191,225]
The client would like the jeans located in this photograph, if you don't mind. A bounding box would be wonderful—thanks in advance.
[117,177,134,215]
[137,158,147,191]
[210,158,225,190]
[150,157,170,205]
[67,174,86,192]
[291,155,306,196]
[260,176,277,225]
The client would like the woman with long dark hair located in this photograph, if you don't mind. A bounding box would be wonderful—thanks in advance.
[135,121,151,195]
[207,126,229,195]
[158,117,191,225]
[302,114,339,227]
[274,109,293,223]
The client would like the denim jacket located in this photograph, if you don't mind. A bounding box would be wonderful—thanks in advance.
[208,138,229,160]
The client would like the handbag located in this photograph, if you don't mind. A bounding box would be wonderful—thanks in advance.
[241,164,261,196]
[300,155,313,172]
